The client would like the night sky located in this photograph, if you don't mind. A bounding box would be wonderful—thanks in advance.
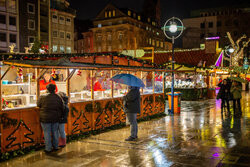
[69,0,250,24]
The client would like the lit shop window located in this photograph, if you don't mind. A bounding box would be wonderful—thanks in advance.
[60,46,64,53]
[53,45,57,52]
[66,47,71,53]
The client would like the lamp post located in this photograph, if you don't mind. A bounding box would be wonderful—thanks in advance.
[162,17,184,114]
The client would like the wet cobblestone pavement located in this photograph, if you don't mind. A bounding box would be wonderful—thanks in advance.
[1,91,249,167]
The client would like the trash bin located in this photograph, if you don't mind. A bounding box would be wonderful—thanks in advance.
[167,92,182,113]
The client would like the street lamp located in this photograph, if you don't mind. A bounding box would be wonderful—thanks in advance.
[162,17,184,114]
[225,45,236,66]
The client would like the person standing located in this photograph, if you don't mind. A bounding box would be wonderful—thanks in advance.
[218,79,230,113]
[230,81,242,115]
[57,92,69,148]
[40,72,58,92]
[37,84,63,153]
[123,86,140,141]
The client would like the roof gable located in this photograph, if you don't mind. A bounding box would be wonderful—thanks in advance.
[94,3,127,20]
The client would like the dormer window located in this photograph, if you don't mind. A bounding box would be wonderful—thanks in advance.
[133,13,136,18]
[109,11,112,17]
[138,15,141,20]
[128,10,131,16]
[148,18,150,22]
[113,10,115,17]
[105,12,107,18]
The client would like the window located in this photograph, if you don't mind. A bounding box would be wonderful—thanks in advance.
[52,14,58,23]
[156,41,159,47]
[133,13,136,18]
[128,10,131,16]
[148,18,150,22]
[0,33,6,41]
[28,36,34,43]
[217,21,222,27]
[28,19,35,30]
[66,47,71,53]
[60,31,64,38]
[97,35,102,41]
[98,46,101,52]
[108,45,111,51]
[9,16,16,26]
[52,31,57,38]
[107,34,111,41]
[98,24,102,27]
[233,31,238,36]
[160,42,163,48]
[152,40,155,46]
[118,32,123,40]
[208,22,213,28]
[53,45,57,52]
[200,33,205,39]
[27,3,35,14]
[66,32,71,40]
[225,20,230,26]
[0,0,6,8]
[9,34,16,43]
[0,14,6,24]
[66,18,71,25]
[109,11,111,17]
[105,12,107,18]
[60,46,64,53]
[59,16,65,24]
[152,22,155,26]
[113,10,115,17]
[138,15,141,20]
[8,0,16,12]
[233,20,238,26]
[200,22,205,28]
[149,38,151,44]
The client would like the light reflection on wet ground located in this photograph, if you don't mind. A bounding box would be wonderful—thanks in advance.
[1,91,249,167]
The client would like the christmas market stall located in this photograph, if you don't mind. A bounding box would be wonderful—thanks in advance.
[0,53,166,155]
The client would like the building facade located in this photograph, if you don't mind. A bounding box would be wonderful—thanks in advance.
[0,0,19,53]
[87,3,167,53]
[18,0,50,53]
[182,7,250,49]
[50,0,75,53]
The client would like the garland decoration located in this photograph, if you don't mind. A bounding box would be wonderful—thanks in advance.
[0,113,18,128]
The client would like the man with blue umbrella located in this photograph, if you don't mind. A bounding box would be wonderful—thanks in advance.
[111,74,144,141]
[123,86,141,141]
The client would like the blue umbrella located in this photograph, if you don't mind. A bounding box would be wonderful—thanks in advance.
[111,74,145,88]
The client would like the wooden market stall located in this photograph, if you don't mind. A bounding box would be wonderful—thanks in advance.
[0,53,166,153]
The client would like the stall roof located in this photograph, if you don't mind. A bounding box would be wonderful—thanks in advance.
[2,58,166,71]
[143,50,218,67]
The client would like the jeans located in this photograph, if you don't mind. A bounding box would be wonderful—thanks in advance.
[58,123,66,139]
[233,99,241,114]
[41,122,59,151]
[126,113,138,138]
[221,98,230,112]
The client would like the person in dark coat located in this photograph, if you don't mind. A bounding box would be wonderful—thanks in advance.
[123,86,140,141]
[218,79,230,113]
[57,92,69,147]
[230,81,242,115]
[37,84,63,153]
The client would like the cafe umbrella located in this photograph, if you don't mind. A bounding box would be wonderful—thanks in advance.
[110,74,145,87]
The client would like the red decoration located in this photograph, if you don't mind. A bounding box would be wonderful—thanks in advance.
[77,70,82,76]
[51,69,56,79]
[17,68,23,77]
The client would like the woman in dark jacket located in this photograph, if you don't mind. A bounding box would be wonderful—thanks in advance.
[37,84,63,153]
[218,79,230,113]
[123,86,140,141]
[57,92,69,147]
